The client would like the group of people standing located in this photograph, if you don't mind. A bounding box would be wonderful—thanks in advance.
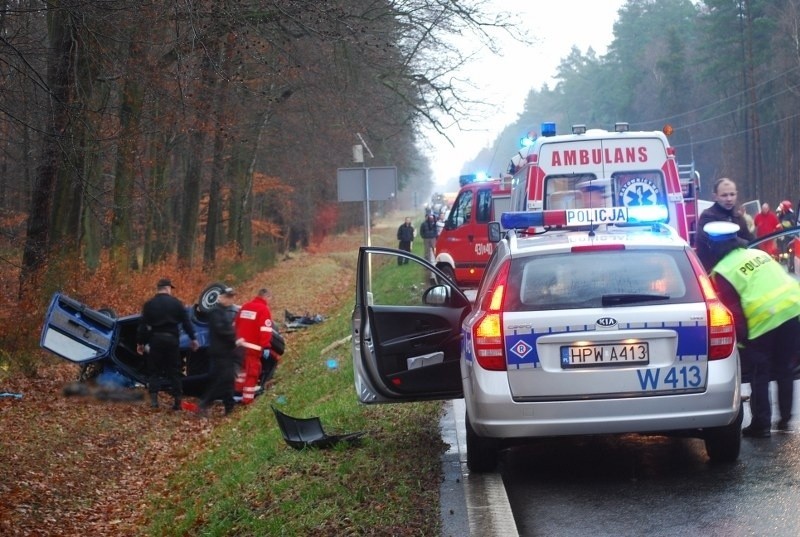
[696,178,800,438]
[135,280,274,416]
[396,211,447,265]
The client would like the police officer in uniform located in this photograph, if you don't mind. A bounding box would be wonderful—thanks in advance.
[198,287,239,416]
[704,222,800,437]
[136,278,200,409]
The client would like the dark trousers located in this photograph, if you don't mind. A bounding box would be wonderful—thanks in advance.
[398,241,411,264]
[146,333,182,399]
[743,317,800,429]
[199,350,238,412]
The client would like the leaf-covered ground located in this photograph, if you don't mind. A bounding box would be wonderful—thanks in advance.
[0,228,380,536]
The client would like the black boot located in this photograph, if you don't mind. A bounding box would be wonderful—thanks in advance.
[172,398,182,411]
[149,393,159,408]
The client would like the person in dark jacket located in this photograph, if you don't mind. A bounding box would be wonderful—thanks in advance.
[419,213,438,263]
[695,178,754,272]
[396,217,415,265]
[198,287,239,416]
[704,222,800,437]
[136,278,199,409]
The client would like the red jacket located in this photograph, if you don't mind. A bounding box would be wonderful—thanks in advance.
[235,295,273,352]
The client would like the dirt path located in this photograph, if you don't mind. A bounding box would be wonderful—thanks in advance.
[0,221,392,536]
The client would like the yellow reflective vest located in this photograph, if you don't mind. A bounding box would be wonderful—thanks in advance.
[712,248,800,340]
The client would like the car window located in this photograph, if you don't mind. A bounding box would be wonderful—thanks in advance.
[364,251,441,307]
[447,189,473,228]
[505,249,701,311]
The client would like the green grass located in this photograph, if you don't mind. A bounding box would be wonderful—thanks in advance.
[145,237,447,536]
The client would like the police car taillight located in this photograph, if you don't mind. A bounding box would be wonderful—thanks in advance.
[472,260,509,371]
[689,254,736,360]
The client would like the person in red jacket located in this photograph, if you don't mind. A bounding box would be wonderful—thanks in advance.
[234,288,273,404]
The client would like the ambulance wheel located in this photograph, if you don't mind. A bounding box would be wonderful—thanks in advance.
[198,282,228,313]
[466,412,499,473]
[437,265,456,286]
[704,402,743,463]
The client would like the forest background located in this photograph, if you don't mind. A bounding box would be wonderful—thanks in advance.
[1,0,800,368]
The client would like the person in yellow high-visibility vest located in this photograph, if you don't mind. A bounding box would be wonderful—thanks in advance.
[705,221,800,438]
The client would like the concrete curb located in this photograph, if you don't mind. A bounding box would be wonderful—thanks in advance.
[440,399,519,537]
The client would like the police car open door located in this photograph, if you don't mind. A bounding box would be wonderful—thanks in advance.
[352,246,468,403]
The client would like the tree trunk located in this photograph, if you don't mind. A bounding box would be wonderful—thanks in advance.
[19,6,75,299]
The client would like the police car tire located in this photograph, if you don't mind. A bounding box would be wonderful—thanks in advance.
[704,402,743,463]
[465,412,499,473]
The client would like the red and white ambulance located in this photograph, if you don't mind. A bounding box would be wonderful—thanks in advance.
[508,122,697,244]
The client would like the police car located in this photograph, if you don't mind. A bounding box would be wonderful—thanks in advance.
[351,205,742,472]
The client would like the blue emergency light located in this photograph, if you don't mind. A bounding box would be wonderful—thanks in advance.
[541,122,557,137]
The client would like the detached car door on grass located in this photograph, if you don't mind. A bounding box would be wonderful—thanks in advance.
[352,247,470,403]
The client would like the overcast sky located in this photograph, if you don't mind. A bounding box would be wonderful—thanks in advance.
[423,1,627,187]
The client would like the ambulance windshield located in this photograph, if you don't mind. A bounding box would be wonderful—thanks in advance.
[544,171,668,219]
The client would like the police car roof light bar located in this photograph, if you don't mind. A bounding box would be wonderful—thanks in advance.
[500,204,670,231]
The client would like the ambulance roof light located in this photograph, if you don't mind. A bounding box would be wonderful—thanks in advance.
[572,124,587,135]
[541,122,557,137]
[500,204,670,230]
[614,122,629,133]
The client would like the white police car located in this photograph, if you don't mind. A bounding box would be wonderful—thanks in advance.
[351,205,742,472]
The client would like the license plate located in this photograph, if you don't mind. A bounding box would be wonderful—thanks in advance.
[560,342,649,369]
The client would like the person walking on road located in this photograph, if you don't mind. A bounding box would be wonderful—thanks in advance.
[695,177,754,272]
[234,288,273,405]
[397,217,415,265]
[136,278,199,409]
[704,221,800,438]
[197,287,240,416]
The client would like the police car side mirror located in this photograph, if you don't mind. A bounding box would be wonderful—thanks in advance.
[488,221,502,243]
[423,285,449,306]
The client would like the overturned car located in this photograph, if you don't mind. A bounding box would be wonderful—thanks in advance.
[40,283,285,397]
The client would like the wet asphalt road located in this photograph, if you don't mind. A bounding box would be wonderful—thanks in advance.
[500,383,800,537]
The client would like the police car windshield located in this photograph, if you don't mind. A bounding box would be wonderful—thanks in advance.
[504,250,701,311]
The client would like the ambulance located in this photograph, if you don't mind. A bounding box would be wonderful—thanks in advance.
[508,122,697,245]
[434,174,512,287]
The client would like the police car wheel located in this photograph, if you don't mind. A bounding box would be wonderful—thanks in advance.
[198,282,228,313]
[704,402,743,463]
[465,412,499,473]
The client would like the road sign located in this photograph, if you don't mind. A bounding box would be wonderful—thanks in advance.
[337,167,397,202]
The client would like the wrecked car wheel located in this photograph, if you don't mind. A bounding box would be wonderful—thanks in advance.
[198,282,228,313]
[77,362,105,382]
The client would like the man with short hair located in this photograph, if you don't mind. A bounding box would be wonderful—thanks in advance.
[136,278,199,409]
[234,288,273,405]
[695,178,754,272]
[753,202,779,257]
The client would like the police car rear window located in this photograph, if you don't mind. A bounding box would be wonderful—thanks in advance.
[505,250,702,311]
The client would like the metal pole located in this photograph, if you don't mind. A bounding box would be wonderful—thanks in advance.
[364,168,371,247]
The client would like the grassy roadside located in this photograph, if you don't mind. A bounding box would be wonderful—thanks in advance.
[145,218,448,536]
